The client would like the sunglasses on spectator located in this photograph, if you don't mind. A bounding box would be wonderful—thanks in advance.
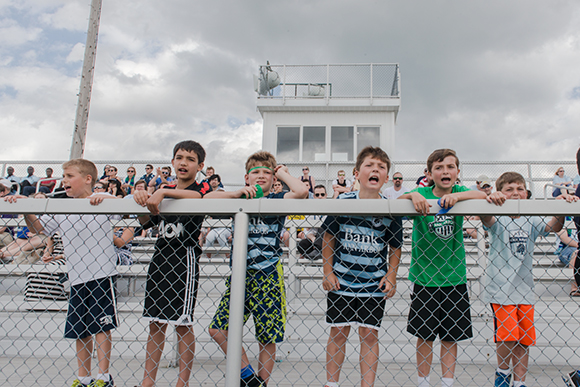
[94,186,105,190]
[146,167,152,170]
[127,170,135,173]
[302,168,309,171]
[314,193,326,197]
[393,177,403,181]
[162,172,169,175]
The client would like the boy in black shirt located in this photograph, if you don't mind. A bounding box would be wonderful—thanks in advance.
[133,140,211,387]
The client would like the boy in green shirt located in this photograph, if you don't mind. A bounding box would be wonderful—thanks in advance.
[399,149,486,387]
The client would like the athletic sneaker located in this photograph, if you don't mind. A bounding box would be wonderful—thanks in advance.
[91,377,115,387]
[565,371,580,387]
[494,371,511,387]
[71,379,94,387]
[241,373,265,387]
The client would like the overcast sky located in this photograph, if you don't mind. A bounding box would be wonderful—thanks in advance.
[2,0,580,183]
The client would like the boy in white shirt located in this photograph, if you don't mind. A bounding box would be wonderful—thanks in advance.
[7,159,118,387]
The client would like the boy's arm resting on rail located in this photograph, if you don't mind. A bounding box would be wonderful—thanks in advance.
[439,189,487,208]
[321,232,339,292]
[480,191,508,228]
[398,191,431,216]
[205,186,257,199]
[277,166,309,199]
[546,193,579,233]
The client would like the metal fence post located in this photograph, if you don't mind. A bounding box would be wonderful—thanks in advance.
[224,211,249,387]
[287,225,298,302]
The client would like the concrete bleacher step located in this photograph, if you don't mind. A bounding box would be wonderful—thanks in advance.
[2,294,580,366]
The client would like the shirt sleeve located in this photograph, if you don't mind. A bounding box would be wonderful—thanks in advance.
[195,181,211,197]
[386,216,403,249]
[39,214,59,237]
[533,216,550,239]
[321,215,338,236]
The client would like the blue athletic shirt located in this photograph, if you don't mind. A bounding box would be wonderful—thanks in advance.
[321,191,403,297]
[243,192,286,273]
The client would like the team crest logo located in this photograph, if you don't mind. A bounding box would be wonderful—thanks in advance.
[509,229,528,260]
[371,217,383,227]
[428,215,455,239]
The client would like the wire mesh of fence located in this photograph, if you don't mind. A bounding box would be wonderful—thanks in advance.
[1,198,580,387]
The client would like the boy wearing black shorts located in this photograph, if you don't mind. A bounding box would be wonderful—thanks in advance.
[399,149,486,387]
[133,141,211,387]
[207,151,308,386]
[321,146,402,387]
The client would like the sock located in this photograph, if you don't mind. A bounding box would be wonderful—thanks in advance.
[441,377,454,387]
[513,381,526,387]
[418,376,430,387]
[497,367,510,375]
[241,365,255,379]
[325,383,339,387]
[78,376,93,385]
[96,374,110,382]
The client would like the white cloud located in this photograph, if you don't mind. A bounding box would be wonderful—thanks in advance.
[0,18,41,45]
[66,42,85,63]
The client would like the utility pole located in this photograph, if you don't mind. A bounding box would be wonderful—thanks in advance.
[69,0,103,160]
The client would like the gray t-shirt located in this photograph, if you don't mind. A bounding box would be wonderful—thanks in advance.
[482,216,547,305]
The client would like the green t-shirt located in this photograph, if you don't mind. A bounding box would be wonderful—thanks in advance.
[409,185,469,287]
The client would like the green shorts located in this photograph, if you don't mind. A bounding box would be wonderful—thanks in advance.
[210,262,286,344]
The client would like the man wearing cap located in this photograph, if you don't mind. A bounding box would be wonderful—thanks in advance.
[470,174,493,195]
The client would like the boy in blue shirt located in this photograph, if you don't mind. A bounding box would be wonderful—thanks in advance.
[481,172,576,387]
[207,151,308,386]
[321,146,403,387]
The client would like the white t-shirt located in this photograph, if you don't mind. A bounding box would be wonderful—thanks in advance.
[383,185,410,199]
[40,199,119,286]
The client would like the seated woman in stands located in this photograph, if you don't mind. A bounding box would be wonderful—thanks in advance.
[108,179,126,198]
[300,166,315,193]
[122,167,137,194]
[553,167,573,197]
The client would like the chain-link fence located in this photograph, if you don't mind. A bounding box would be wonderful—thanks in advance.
[1,198,580,386]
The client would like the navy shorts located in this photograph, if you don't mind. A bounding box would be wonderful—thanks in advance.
[65,276,118,339]
[407,283,473,342]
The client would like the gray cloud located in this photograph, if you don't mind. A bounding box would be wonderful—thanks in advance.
[2,0,580,184]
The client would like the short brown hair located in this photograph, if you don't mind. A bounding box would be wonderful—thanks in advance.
[245,151,277,173]
[426,149,459,172]
[62,159,98,187]
[355,146,391,172]
[173,140,206,162]
[495,172,526,192]
[134,179,146,189]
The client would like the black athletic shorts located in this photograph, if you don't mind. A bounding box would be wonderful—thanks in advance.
[65,276,118,339]
[406,283,473,342]
[326,292,386,329]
